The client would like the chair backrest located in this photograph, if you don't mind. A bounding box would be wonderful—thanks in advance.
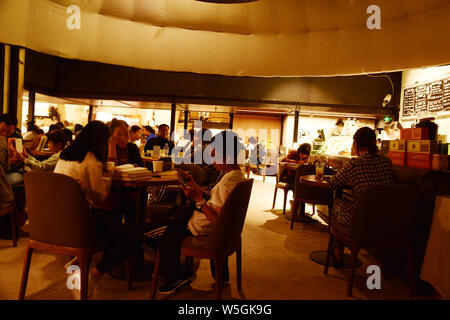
[206,179,254,253]
[349,184,420,246]
[293,165,333,204]
[24,172,99,248]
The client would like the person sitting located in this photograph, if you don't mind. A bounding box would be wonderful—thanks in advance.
[328,127,394,264]
[54,121,147,294]
[247,136,267,173]
[146,131,247,295]
[0,117,14,210]
[144,124,175,154]
[62,128,74,145]
[23,121,41,141]
[281,143,311,190]
[108,119,143,167]
[74,124,84,137]
[129,125,142,144]
[15,130,68,173]
[142,125,156,143]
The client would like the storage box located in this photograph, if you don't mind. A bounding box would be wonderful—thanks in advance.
[387,150,406,166]
[389,140,406,151]
[400,128,429,140]
[406,153,432,169]
[406,140,438,154]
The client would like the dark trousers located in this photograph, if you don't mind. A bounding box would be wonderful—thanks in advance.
[92,209,143,274]
[148,205,229,283]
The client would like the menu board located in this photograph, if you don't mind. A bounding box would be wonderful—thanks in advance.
[403,76,450,116]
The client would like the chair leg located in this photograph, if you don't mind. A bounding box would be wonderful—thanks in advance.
[272,188,278,209]
[150,251,161,300]
[282,189,288,216]
[10,207,18,247]
[290,200,299,230]
[347,245,360,297]
[126,254,133,291]
[324,235,334,275]
[214,257,224,300]
[236,248,242,292]
[79,253,92,300]
[18,246,33,300]
[407,246,416,297]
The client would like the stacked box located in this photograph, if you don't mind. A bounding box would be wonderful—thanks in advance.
[400,128,429,140]
[406,140,438,169]
[387,140,406,166]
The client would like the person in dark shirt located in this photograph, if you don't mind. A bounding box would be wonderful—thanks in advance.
[108,119,143,167]
[144,124,175,154]
[143,125,156,142]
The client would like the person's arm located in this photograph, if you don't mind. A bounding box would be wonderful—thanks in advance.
[128,143,144,167]
[24,152,60,172]
[328,159,355,191]
[85,156,112,206]
[107,136,120,165]
[282,150,299,163]
[184,187,218,224]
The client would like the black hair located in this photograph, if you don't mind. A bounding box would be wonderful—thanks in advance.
[35,129,44,135]
[335,119,345,127]
[297,143,311,156]
[158,124,169,130]
[48,130,69,148]
[60,121,111,163]
[130,125,142,133]
[56,122,65,129]
[74,124,84,134]
[143,125,155,134]
[210,130,245,163]
[0,114,18,126]
[62,128,73,144]
[353,127,378,155]
[48,124,60,134]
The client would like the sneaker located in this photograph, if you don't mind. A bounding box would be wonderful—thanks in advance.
[157,270,195,295]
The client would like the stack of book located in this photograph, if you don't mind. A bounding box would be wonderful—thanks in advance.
[113,164,153,181]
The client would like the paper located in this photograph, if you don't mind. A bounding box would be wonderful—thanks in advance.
[15,139,23,153]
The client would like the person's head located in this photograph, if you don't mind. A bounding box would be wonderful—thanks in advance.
[142,125,154,138]
[60,121,111,163]
[74,124,84,134]
[248,136,258,145]
[352,127,378,156]
[56,122,65,129]
[157,124,170,139]
[209,131,245,170]
[48,124,60,134]
[0,114,18,137]
[47,130,69,153]
[62,128,73,144]
[26,121,36,132]
[335,119,345,134]
[110,119,129,148]
[130,125,142,142]
[296,143,311,163]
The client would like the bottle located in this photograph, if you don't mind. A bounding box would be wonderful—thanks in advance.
[164,143,169,157]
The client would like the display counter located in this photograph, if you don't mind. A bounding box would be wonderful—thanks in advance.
[310,135,354,169]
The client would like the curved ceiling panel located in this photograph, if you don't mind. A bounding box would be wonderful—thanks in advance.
[0,0,449,76]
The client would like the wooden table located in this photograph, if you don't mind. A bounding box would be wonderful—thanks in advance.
[299,174,332,188]
[111,173,180,281]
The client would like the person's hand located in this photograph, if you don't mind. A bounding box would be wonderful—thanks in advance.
[175,169,194,185]
[182,186,203,202]
[16,152,27,162]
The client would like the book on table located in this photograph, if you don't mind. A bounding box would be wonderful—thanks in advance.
[114,164,153,181]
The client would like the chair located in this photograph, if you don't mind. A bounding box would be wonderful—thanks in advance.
[150,179,254,300]
[290,165,334,230]
[271,164,291,215]
[0,202,18,247]
[323,184,420,297]
[19,172,131,300]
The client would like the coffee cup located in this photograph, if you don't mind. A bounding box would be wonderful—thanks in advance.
[153,161,164,172]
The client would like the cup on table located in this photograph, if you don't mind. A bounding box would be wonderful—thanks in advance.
[153,161,164,172]
[315,162,325,180]
[106,161,115,172]
[153,146,160,157]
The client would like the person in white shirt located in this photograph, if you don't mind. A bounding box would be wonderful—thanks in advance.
[54,121,144,289]
[151,130,247,295]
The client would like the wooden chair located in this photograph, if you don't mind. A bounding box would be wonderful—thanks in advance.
[324,184,420,297]
[290,165,334,229]
[19,172,130,300]
[150,179,254,300]
[0,202,18,247]
[271,164,291,215]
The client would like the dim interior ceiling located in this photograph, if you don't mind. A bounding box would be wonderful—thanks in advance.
[1,0,450,76]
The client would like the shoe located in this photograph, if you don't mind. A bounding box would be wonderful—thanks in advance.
[157,270,195,295]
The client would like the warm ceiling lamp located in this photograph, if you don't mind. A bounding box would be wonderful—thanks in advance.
[196,0,258,3]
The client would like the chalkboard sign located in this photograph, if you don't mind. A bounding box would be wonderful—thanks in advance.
[402,77,450,116]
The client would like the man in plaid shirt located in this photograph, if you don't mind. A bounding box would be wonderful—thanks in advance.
[328,127,394,227]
